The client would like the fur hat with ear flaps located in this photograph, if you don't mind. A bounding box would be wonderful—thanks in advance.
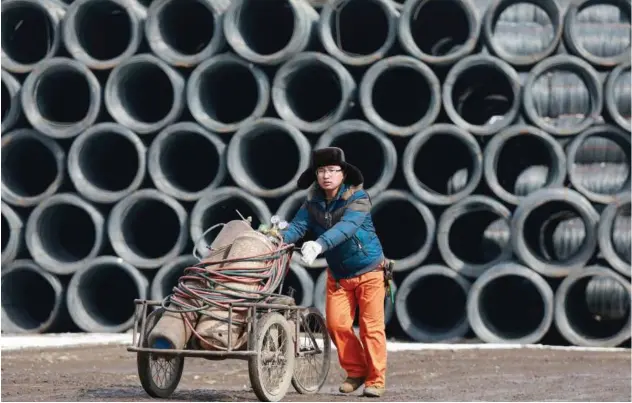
[297,147,364,189]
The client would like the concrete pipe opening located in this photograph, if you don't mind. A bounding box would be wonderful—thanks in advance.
[398,0,479,66]
[282,262,314,307]
[605,61,631,132]
[1,70,21,133]
[443,55,521,135]
[1,202,23,265]
[150,255,199,301]
[563,0,631,68]
[146,0,228,67]
[68,122,146,204]
[467,263,554,344]
[108,189,188,269]
[148,122,226,202]
[566,125,631,205]
[276,190,327,269]
[316,120,397,196]
[438,196,512,278]
[483,0,562,67]
[396,265,471,342]
[226,118,311,198]
[67,256,148,333]
[105,54,184,134]
[1,260,65,333]
[319,0,397,66]
[360,56,441,137]
[273,52,356,133]
[511,188,599,278]
[555,267,631,347]
[64,0,142,69]
[224,0,317,65]
[371,190,435,272]
[1,0,63,73]
[21,58,101,139]
[483,125,567,205]
[190,187,271,258]
[598,194,631,278]
[1,129,65,207]
[187,53,269,133]
[403,124,483,205]
[25,193,104,275]
[523,55,603,136]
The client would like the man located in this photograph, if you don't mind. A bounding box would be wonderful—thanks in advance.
[282,147,387,398]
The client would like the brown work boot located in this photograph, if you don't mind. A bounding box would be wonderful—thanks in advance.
[363,384,385,398]
[339,377,365,393]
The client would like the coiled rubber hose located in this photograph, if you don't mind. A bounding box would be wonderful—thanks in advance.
[190,187,272,258]
[162,242,294,349]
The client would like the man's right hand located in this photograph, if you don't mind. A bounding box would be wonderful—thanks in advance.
[300,241,322,265]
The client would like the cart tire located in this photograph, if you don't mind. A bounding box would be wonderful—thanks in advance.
[291,307,331,394]
[137,308,185,399]
[248,312,296,402]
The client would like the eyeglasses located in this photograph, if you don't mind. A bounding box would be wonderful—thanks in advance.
[316,168,342,176]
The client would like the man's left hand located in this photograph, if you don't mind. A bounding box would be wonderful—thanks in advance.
[300,241,322,265]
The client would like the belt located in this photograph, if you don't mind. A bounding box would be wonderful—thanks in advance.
[383,259,396,305]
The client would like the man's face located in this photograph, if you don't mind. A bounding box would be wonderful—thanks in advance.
[316,165,344,191]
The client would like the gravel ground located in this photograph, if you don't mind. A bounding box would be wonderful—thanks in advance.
[1,344,630,401]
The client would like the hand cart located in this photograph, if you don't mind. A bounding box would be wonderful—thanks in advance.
[126,217,331,402]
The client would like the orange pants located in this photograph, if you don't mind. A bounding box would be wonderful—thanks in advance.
[325,269,387,387]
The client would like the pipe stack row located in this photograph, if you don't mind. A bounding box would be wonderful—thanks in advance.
[0,0,630,348]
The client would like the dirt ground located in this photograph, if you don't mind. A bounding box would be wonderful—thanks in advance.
[1,344,630,402]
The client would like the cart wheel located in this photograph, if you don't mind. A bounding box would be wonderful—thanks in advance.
[291,307,331,394]
[248,312,296,402]
[137,308,185,399]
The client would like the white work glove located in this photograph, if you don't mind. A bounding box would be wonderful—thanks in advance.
[300,241,322,266]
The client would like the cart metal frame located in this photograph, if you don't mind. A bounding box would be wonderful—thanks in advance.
[127,298,324,360]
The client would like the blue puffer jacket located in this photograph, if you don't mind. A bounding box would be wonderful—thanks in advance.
[282,183,385,280]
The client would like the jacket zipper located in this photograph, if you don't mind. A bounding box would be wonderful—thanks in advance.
[353,235,368,256]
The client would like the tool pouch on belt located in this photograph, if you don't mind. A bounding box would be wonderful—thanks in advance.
[383,259,395,304]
